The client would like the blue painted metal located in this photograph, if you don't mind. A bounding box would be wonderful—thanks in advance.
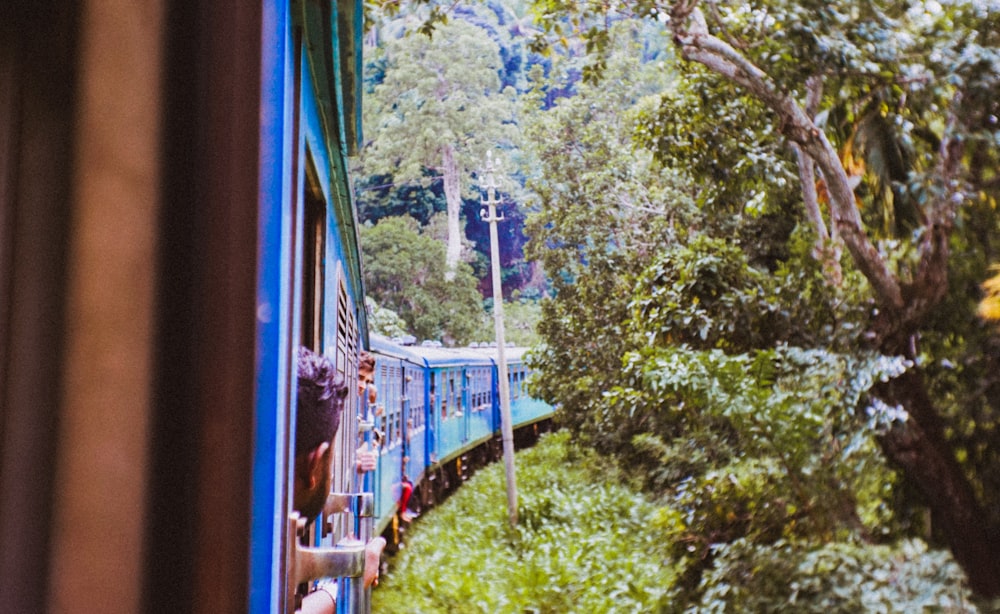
[250,0,369,610]
[250,1,295,612]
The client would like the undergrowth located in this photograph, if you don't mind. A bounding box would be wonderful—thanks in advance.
[372,431,676,613]
[371,430,980,613]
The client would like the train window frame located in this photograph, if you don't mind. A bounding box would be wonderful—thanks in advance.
[295,148,327,552]
[300,152,325,352]
[437,371,446,420]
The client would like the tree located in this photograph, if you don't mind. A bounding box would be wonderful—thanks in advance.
[359,15,519,278]
[360,216,486,345]
[365,296,409,339]
[527,0,1000,595]
[521,21,696,443]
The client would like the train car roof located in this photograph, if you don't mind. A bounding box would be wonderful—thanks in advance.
[370,334,530,368]
[412,344,495,368]
[464,345,529,363]
[369,334,427,366]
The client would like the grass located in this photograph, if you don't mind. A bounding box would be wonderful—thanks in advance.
[372,431,677,613]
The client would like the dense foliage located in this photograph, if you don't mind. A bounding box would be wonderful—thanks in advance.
[373,433,977,612]
[373,432,677,613]
[516,3,1000,604]
[360,216,485,344]
[358,0,1000,602]
[358,11,520,274]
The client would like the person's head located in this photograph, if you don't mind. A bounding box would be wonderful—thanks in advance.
[293,347,349,520]
[357,350,375,396]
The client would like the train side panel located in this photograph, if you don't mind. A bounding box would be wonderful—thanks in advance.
[507,358,551,427]
[465,363,497,450]
[251,0,369,610]
[250,2,298,612]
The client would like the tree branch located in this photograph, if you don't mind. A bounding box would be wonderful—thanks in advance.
[670,4,904,310]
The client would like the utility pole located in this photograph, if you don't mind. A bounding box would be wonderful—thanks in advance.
[479,150,518,526]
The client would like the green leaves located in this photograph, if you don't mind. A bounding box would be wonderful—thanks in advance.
[372,432,677,613]
[693,538,976,613]
[360,216,485,344]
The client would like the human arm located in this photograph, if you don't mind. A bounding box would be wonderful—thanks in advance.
[299,537,385,613]
[299,581,336,614]
[356,442,377,473]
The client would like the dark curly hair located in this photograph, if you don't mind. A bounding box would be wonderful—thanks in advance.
[295,347,349,457]
[359,350,375,373]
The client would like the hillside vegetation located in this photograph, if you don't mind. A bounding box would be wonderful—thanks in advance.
[373,432,676,613]
[372,432,975,613]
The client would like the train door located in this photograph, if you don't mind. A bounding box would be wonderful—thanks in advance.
[429,369,441,464]
[404,363,427,485]
[461,368,471,444]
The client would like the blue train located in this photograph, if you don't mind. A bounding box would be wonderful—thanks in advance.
[365,337,553,541]
[1,1,550,613]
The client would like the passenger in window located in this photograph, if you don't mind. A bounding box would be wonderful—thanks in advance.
[293,347,385,613]
[356,350,378,474]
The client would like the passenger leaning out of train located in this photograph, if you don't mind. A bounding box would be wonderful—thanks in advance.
[294,347,386,614]
[355,350,378,473]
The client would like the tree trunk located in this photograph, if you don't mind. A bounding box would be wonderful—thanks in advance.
[875,368,1000,596]
[441,144,462,280]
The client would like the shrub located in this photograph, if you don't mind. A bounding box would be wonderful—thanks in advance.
[372,432,678,613]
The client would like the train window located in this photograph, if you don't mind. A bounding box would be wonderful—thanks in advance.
[300,157,325,351]
[484,370,490,409]
[470,372,476,412]
[472,374,479,412]
[377,363,388,426]
[387,404,394,446]
[449,371,460,417]
[412,374,424,428]
[334,269,358,376]
[390,364,401,447]
[444,372,450,418]
[437,372,446,419]
[476,369,486,411]
[477,371,483,409]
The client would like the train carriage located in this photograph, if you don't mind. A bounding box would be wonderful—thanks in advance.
[365,337,554,541]
[366,336,424,535]
[417,345,498,475]
[470,345,553,430]
[253,1,374,612]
